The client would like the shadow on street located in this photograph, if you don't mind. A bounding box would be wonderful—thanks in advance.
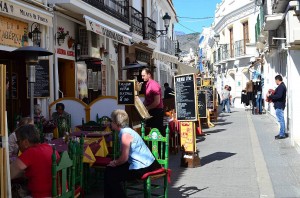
[200,152,236,166]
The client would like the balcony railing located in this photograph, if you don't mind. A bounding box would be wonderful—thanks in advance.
[160,36,175,55]
[144,17,156,42]
[234,40,246,57]
[129,7,143,37]
[82,0,129,24]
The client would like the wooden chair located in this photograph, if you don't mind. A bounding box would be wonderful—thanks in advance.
[81,120,101,131]
[126,123,171,198]
[52,149,75,198]
[57,115,71,138]
[68,137,84,197]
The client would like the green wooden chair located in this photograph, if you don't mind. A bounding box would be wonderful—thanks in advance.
[126,122,170,198]
[57,115,71,138]
[68,136,84,197]
[82,120,101,131]
[52,149,75,198]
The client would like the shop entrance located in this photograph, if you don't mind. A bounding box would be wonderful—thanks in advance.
[0,51,29,132]
[58,58,75,98]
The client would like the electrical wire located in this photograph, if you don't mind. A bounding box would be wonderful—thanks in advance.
[177,22,200,33]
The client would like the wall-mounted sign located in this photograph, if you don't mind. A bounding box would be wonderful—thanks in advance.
[0,0,53,26]
[0,15,28,48]
[84,15,132,46]
[27,60,50,98]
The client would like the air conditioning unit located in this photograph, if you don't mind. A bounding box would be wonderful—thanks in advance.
[268,30,278,48]
[286,10,300,45]
[78,28,101,58]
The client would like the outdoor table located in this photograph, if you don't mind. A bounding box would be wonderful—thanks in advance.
[50,136,109,166]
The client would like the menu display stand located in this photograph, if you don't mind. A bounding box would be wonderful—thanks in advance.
[174,74,200,168]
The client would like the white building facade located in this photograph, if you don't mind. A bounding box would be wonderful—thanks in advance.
[212,0,259,107]
[255,0,300,147]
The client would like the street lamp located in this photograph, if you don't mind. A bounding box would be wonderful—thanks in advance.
[156,13,171,37]
[11,46,53,119]
[28,23,42,47]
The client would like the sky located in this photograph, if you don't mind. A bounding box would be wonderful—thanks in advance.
[173,0,222,34]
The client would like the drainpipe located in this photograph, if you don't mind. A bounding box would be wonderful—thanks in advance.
[284,1,299,18]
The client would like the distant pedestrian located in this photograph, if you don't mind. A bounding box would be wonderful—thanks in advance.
[221,85,231,113]
[267,75,287,139]
[163,83,174,99]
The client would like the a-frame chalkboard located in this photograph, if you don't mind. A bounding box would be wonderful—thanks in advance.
[198,90,207,118]
[174,73,197,121]
[117,80,135,105]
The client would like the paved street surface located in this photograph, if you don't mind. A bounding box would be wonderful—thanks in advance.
[87,108,300,198]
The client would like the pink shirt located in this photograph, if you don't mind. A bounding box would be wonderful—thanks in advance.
[144,79,163,109]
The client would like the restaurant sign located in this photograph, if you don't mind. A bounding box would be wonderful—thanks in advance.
[0,0,53,27]
[0,15,28,48]
[84,15,132,46]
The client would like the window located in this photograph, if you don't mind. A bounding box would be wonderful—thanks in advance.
[229,28,233,58]
[243,21,249,53]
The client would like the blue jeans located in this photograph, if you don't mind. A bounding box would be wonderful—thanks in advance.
[222,98,231,113]
[256,93,262,113]
[275,108,285,137]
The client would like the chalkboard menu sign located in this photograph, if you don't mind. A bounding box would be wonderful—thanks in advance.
[117,80,135,105]
[11,73,18,99]
[27,60,50,98]
[201,86,214,109]
[198,90,207,118]
[174,74,197,121]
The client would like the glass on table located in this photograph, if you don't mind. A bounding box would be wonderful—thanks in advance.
[45,133,53,143]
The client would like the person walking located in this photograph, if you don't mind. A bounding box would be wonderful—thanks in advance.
[221,85,231,113]
[267,75,287,139]
[141,68,164,135]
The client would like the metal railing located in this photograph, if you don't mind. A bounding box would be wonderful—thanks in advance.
[82,0,129,24]
[221,44,229,61]
[234,40,247,57]
[143,17,156,42]
[129,7,143,36]
[160,36,175,55]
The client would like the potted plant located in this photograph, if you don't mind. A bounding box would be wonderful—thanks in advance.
[57,27,69,46]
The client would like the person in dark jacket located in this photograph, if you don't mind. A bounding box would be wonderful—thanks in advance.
[267,75,287,139]
[164,83,174,99]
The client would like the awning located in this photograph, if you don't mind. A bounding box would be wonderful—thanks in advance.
[152,51,178,64]
[84,15,132,46]
[1,0,53,26]
[177,62,199,75]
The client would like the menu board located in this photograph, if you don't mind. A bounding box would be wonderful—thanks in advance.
[180,122,195,152]
[174,74,197,121]
[27,60,50,98]
[11,73,18,99]
[117,80,135,105]
[202,78,213,86]
[198,90,207,118]
[201,86,214,109]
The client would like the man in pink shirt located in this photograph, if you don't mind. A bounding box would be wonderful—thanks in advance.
[141,68,164,135]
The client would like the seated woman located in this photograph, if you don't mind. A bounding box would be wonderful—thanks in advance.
[8,117,34,158]
[104,109,161,198]
[10,124,59,198]
[51,103,70,125]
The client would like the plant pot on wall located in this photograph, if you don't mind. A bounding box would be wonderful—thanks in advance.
[57,38,65,46]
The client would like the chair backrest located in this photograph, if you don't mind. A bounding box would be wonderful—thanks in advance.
[82,120,101,131]
[141,123,169,169]
[68,136,84,189]
[112,130,120,160]
[52,149,75,198]
[57,115,71,138]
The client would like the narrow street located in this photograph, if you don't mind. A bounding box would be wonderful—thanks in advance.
[168,108,300,198]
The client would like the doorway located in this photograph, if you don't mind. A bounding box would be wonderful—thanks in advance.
[58,58,75,98]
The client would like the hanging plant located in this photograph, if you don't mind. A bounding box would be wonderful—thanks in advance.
[57,27,69,39]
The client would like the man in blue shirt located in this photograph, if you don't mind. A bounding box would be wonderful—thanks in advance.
[267,75,287,139]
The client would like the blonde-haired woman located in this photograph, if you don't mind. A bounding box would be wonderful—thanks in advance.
[104,109,161,198]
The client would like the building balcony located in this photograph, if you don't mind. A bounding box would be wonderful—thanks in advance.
[272,0,290,13]
[82,0,129,24]
[143,17,156,42]
[129,6,143,37]
[234,40,247,58]
[160,36,175,55]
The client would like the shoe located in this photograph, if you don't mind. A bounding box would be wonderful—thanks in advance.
[275,135,286,139]
[229,111,232,113]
